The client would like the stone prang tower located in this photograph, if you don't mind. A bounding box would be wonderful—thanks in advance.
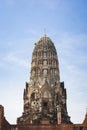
[17,35,72,125]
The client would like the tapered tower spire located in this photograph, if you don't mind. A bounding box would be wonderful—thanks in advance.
[17,35,72,125]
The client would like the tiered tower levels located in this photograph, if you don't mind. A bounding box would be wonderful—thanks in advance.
[17,35,71,124]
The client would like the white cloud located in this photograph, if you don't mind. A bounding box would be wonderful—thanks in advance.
[5,53,29,67]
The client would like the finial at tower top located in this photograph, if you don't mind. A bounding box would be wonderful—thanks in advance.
[44,28,47,36]
[44,34,47,37]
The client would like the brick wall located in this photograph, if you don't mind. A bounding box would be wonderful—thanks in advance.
[0,105,10,130]
[10,124,87,130]
[0,105,4,130]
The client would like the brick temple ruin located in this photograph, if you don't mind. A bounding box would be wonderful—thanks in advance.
[0,35,87,130]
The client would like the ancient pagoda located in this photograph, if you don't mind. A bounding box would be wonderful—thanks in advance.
[17,35,72,125]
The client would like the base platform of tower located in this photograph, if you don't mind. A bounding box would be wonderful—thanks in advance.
[0,104,87,130]
[0,35,87,130]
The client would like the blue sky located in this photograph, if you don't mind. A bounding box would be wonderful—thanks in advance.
[0,0,87,124]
